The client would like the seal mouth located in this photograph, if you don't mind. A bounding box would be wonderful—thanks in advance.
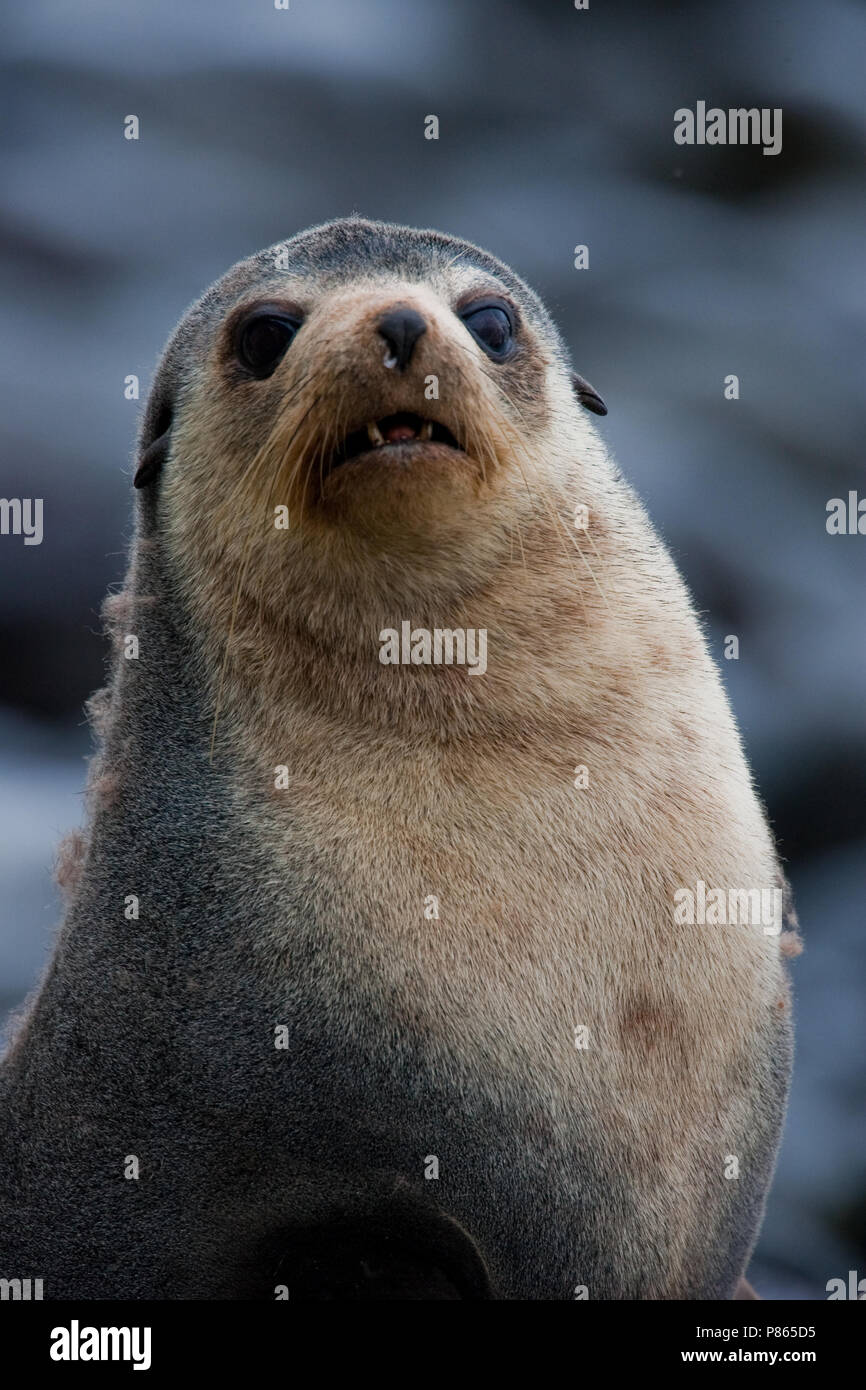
[330,412,462,472]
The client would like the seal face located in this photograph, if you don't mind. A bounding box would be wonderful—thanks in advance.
[149,219,582,640]
[145,218,621,751]
[0,218,796,1301]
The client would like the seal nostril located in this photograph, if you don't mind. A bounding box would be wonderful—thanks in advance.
[376,306,427,371]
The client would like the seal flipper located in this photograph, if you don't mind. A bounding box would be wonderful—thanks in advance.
[226,1188,495,1300]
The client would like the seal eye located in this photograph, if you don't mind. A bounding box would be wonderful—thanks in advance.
[236,312,301,378]
[460,301,514,359]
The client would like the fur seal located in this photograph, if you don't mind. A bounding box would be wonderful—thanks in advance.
[0,217,798,1300]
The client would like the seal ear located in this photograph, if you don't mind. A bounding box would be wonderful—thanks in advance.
[571,371,607,417]
[134,397,173,488]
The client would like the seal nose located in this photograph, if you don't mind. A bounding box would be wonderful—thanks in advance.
[376,305,427,371]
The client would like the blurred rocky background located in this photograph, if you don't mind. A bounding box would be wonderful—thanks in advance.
[1,0,863,1299]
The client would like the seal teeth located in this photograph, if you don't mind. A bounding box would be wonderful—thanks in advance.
[367,421,385,447]
[419,420,433,440]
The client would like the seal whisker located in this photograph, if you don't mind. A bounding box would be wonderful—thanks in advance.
[209,386,328,758]
[215,366,319,522]
[488,379,613,613]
